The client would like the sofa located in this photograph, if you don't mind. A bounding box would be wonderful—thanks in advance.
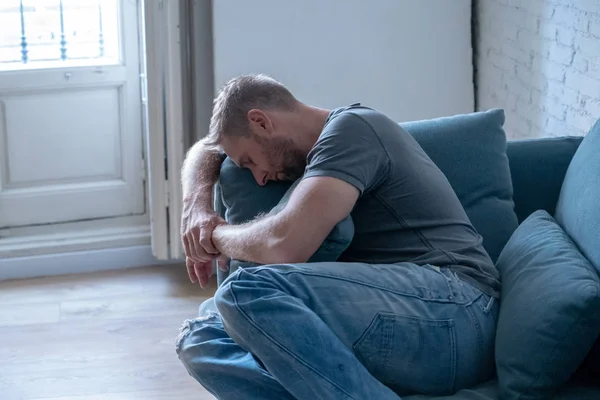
[212,109,600,399]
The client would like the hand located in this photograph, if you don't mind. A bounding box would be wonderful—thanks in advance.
[181,203,225,265]
[185,255,230,288]
[186,257,211,288]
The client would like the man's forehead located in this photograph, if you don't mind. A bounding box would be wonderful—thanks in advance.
[221,136,252,166]
[221,144,244,167]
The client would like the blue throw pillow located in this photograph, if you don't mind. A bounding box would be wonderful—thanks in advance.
[555,118,600,271]
[219,157,291,224]
[218,157,354,264]
[554,118,600,378]
[402,109,518,263]
[495,210,600,399]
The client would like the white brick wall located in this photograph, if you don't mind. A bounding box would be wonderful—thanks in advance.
[475,0,600,139]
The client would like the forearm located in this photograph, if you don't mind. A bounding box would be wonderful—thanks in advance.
[212,215,305,265]
[181,139,225,210]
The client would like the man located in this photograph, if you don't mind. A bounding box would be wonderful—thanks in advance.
[177,74,499,400]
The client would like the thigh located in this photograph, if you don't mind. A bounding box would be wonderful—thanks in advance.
[224,262,495,395]
[225,261,479,332]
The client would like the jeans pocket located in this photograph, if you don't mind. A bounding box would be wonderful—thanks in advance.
[352,312,457,395]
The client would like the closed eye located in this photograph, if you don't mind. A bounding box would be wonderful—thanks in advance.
[241,158,254,169]
[241,161,251,169]
[238,157,249,169]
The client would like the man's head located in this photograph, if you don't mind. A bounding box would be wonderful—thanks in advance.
[205,74,311,186]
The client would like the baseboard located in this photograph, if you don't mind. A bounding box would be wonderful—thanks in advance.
[0,245,179,281]
[0,212,154,258]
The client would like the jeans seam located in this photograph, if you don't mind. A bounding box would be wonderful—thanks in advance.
[243,266,469,304]
[175,319,222,400]
[227,280,358,400]
[448,319,457,394]
[436,267,458,300]
[175,319,193,356]
[465,303,484,360]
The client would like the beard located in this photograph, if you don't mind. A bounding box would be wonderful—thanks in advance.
[255,136,307,181]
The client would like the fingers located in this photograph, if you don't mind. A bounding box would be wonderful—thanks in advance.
[186,221,222,263]
[183,236,193,262]
[217,255,230,272]
[194,260,213,288]
[186,257,213,288]
[186,257,198,283]
[199,227,219,255]
[190,229,207,261]
[194,261,206,288]
[213,215,227,226]
[181,212,227,283]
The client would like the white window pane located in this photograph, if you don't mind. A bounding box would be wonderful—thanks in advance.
[0,0,120,71]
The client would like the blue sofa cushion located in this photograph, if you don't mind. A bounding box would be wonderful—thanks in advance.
[555,119,600,377]
[555,119,600,271]
[219,157,291,224]
[403,378,600,400]
[495,210,600,399]
[218,157,354,263]
[506,137,583,223]
[401,109,518,262]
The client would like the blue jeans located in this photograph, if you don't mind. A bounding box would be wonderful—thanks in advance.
[176,262,498,399]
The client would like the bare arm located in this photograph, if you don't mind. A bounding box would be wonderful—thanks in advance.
[212,176,359,265]
[181,138,225,210]
[180,139,227,287]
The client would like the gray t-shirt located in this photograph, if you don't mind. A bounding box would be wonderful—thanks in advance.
[302,104,500,298]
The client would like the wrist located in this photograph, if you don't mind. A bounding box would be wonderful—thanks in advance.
[212,223,229,252]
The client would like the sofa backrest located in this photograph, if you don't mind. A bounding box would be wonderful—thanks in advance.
[506,137,583,223]
[555,120,600,270]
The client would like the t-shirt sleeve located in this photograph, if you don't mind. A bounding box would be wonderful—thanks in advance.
[302,112,390,195]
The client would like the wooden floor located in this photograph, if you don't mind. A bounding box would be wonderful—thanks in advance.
[0,265,217,400]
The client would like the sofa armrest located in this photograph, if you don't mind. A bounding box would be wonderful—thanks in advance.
[507,136,583,223]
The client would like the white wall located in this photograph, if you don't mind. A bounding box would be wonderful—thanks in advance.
[475,0,600,139]
[211,0,474,123]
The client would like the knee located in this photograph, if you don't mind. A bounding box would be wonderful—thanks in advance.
[213,267,291,328]
[175,315,221,377]
[214,276,267,352]
[214,280,240,326]
[213,271,267,338]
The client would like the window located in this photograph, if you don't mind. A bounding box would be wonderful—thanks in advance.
[0,0,120,71]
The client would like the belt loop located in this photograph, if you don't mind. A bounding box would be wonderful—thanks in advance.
[483,296,495,313]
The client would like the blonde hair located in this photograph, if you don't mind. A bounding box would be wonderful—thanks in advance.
[204,74,298,148]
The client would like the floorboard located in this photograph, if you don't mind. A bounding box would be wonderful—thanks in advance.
[0,265,217,400]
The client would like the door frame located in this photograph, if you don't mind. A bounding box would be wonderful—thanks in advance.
[143,0,191,261]
[0,0,151,260]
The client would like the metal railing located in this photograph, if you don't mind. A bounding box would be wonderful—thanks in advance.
[0,0,116,68]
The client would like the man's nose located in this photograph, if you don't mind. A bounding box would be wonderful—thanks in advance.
[252,169,268,186]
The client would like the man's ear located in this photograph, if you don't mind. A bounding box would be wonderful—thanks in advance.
[247,109,273,137]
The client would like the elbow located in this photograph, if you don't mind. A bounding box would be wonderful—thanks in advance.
[264,235,311,265]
